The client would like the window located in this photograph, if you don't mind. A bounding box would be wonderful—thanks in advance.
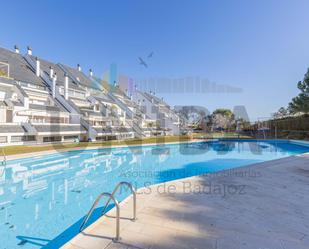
[11,136,23,142]
[43,136,61,142]
[11,136,36,142]
[24,136,36,141]
[96,136,105,141]
[63,135,78,140]
[0,136,7,143]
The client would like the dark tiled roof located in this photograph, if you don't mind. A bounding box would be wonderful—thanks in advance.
[143,92,170,108]
[34,125,86,133]
[0,125,26,133]
[0,76,15,85]
[61,64,101,90]
[0,47,45,86]
[100,80,126,97]
[30,56,78,89]
[122,98,135,107]
[144,92,160,104]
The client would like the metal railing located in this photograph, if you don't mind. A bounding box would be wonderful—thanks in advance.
[79,182,136,242]
[1,148,6,165]
[102,182,137,221]
[79,192,120,241]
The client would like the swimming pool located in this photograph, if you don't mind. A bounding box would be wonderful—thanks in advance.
[0,140,308,248]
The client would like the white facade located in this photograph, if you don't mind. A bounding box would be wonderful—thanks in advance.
[0,46,183,146]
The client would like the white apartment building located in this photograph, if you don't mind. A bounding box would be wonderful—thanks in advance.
[0,45,183,146]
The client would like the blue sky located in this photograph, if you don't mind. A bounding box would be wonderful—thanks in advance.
[1,0,309,121]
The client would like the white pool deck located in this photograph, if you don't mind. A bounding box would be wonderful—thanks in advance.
[62,153,309,249]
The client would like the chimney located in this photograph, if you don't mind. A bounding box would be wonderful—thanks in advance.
[64,73,69,100]
[49,66,54,79]
[77,64,81,71]
[14,45,19,54]
[35,57,40,77]
[27,46,32,55]
[52,73,56,98]
[89,69,93,77]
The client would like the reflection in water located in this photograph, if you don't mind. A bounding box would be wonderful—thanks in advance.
[212,141,236,154]
[0,141,308,248]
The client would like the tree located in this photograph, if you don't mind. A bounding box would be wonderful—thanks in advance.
[289,68,309,114]
[212,109,234,119]
[235,118,251,131]
[211,109,235,130]
[273,107,289,119]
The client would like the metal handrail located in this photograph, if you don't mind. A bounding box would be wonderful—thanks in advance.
[1,148,6,165]
[79,182,136,242]
[101,182,137,221]
[79,192,120,241]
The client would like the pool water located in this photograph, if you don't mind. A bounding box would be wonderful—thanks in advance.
[0,140,308,248]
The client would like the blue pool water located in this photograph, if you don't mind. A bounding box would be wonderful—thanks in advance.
[0,140,308,248]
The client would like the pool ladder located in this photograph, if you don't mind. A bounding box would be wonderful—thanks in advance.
[1,148,6,165]
[79,182,137,242]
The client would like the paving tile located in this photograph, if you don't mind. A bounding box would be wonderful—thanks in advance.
[281,239,309,249]
[69,233,111,249]
[106,242,129,249]
[62,154,309,249]
[216,232,283,249]
[120,231,154,249]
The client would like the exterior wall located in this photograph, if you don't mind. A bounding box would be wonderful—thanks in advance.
[0,133,37,146]
[36,134,81,144]
[0,108,6,123]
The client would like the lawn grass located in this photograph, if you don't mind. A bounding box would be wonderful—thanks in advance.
[191,132,251,139]
[1,135,192,156]
[1,133,253,156]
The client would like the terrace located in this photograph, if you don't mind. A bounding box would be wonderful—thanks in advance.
[63,152,309,249]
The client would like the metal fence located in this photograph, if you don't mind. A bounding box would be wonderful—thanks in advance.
[252,116,309,140]
[192,116,309,141]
